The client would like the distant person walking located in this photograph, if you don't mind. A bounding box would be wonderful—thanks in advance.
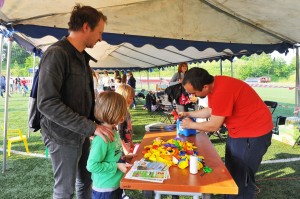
[0,74,5,97]
[21,78,28,96]
[15,76,21,94]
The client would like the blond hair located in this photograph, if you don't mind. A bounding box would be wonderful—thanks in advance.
[116,84,135,103]
[94,91,127,125]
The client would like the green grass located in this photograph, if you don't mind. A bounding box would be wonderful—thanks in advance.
[1,88,300,199]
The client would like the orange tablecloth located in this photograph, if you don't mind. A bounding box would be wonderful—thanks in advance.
[120,131,238,195]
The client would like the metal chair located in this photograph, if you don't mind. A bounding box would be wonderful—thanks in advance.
[273,116,287,135]
[264,100,278,114]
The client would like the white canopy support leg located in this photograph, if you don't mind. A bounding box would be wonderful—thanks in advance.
[2,37,12,174]
[295,46,300,117]
[28,53,36,138]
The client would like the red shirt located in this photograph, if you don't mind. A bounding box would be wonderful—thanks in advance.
[21,79,27,86]
[208,76,273,138]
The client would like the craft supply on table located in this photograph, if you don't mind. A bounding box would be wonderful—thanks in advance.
[189,154,199,174]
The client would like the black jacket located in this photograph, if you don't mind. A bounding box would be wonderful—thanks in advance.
[127,76,136,89]
[37,37,97,147]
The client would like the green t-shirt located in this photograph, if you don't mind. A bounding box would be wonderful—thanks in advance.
[87,132,123,191]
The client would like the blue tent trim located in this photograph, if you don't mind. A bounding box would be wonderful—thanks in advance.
[0,24,293,70]
[8,24,293,54]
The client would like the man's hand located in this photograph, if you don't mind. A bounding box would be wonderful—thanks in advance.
[178,111,189,119]
[181,117,195,129]
[94,124,114,143]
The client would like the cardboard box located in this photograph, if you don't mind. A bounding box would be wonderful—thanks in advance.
[272,125,299,146]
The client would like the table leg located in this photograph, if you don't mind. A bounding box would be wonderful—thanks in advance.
[154,191,204,199]
[202,194,211,199]
[154,192,161,199]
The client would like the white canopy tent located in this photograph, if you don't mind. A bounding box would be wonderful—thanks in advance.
[1,0,300,173]
[11,32,246,70]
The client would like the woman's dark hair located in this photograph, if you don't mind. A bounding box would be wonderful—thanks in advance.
[114,70,120,79]
[68,4,107,31]
[182,68,214,91]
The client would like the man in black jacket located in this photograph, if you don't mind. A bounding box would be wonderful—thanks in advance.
[37,5,113,199]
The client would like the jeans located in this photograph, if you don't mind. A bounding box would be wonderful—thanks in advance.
[224,131,272,199]
[43,135,92,199]
[92,188,123,199]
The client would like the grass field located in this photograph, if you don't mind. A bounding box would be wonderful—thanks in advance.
[0,85,300,199]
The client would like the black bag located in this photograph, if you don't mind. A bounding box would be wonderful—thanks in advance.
[165,83,187,104]
[28,69,41,132]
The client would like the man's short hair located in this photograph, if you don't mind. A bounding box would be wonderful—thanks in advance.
[182,67,214,91]
[68,4,107,31]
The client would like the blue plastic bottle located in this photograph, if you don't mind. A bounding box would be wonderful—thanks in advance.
[176,118,197,136]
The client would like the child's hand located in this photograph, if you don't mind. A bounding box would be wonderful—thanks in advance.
[117,163,132,173]
[124,153,137,163]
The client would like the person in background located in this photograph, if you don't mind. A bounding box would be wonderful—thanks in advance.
[37,5,114,199]
[127,71,136,109]
[97,72,104,93]
[121,70,127,84]
[102,70,112,91]
[169,62,189,112]
[114,77,122,92]
[170,62,188,85]
[21,77,28,97]
[116,84,139,156]
[87,91,132,199]
[15,76,21,94]
[9,77,14,94]
[114,70,121,81]
[180,67,273,199]
[92,70,99,98]
[0,74,5,97]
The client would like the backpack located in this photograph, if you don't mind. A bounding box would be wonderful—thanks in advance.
[28,69,41,132]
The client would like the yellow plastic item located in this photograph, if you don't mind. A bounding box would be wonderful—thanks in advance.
[5,128,29,156]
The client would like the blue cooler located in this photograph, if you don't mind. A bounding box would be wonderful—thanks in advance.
[176,119,197,136]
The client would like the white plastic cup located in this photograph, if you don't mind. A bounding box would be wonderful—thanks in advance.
[189,155,198,174]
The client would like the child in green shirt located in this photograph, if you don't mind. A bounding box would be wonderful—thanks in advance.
[87,91,132,199]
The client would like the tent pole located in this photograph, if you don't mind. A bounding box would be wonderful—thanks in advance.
[159,68,161,90]
[147,69,150,90]
[139,70,142,89]
[295,46,300,116]
[230,60,233,77]
[2,37,12,174]
[220,60,223,76]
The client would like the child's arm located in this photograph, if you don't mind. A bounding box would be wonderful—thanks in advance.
[86,136,118,174]
[117,163,132,173]
[121,139,131,155]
